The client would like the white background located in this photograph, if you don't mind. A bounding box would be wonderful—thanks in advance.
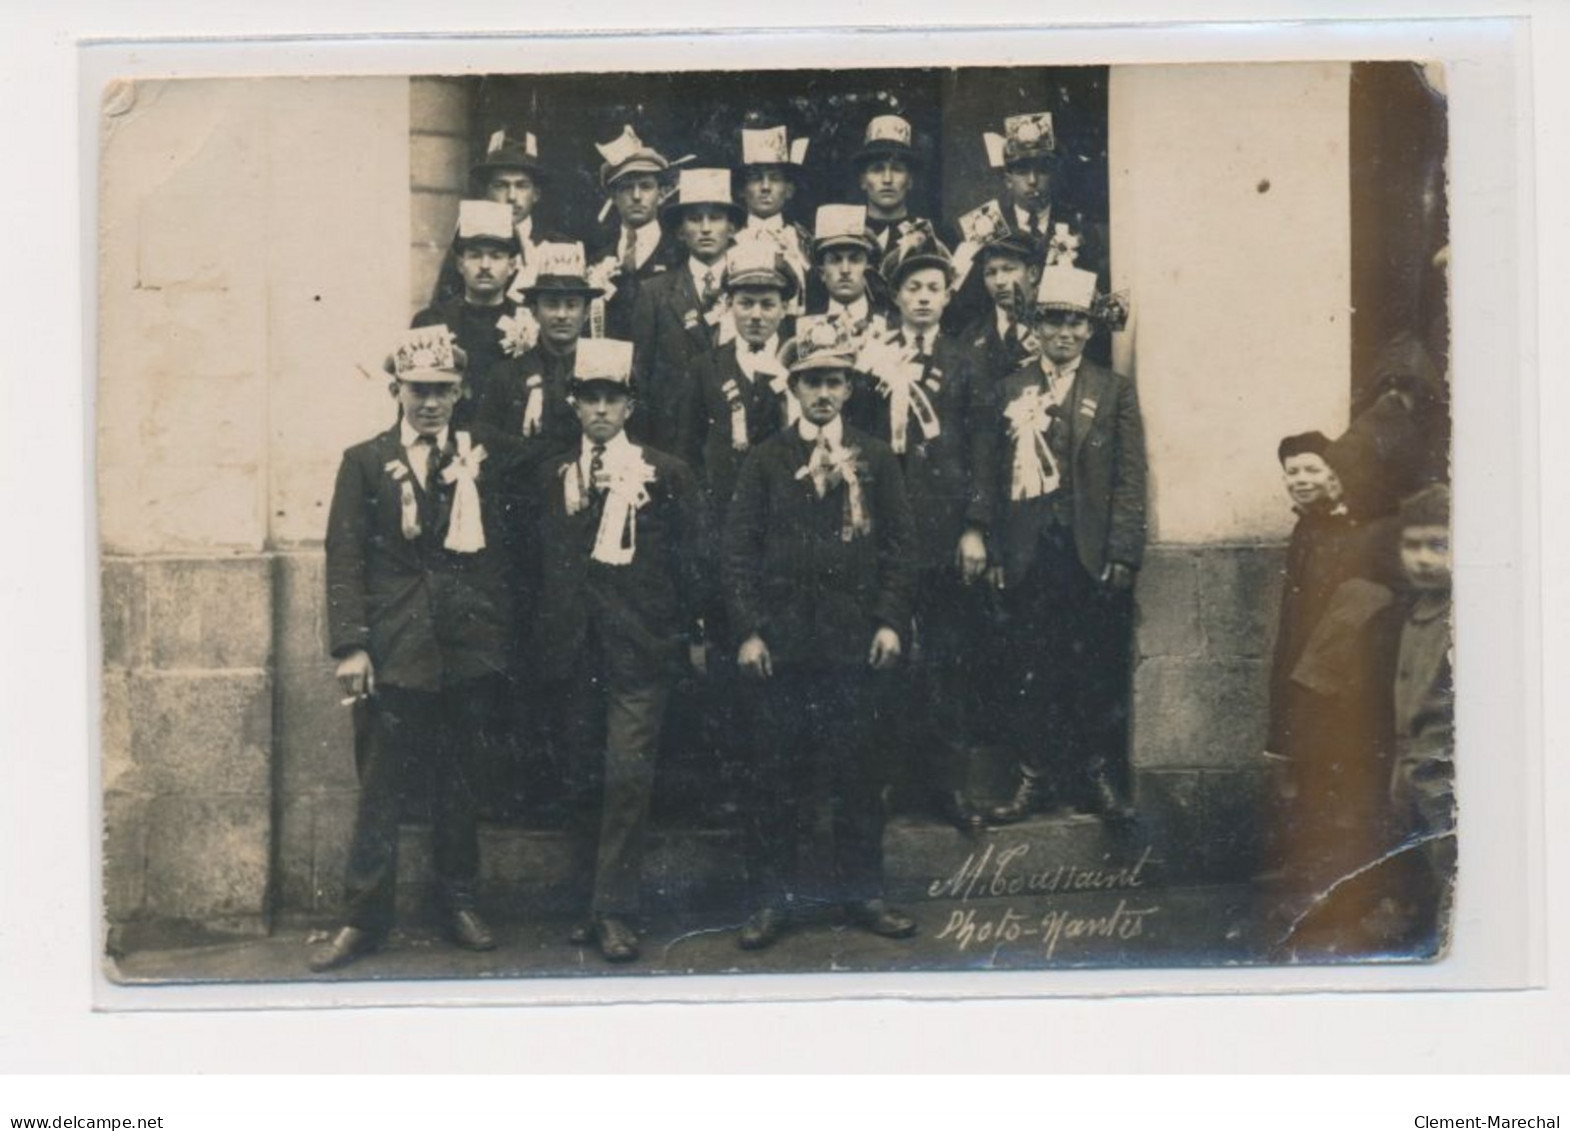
[2,0,1566,1111]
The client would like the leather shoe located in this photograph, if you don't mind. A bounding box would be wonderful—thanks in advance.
[738,906,790,950]
[593,915,640,963]
[1084,772,1137,828]
[447,908,497,951]
[845,899,917,939]
[308,926,379,973]
[988,771,1048,826]
[943,790,985,838]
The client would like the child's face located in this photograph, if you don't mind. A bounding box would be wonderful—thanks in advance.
[1400,524,1451,592]
[1281,452,1343,508]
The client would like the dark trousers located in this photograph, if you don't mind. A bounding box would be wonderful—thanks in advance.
[905,567,989,800]
[343,680,487,936]
[549,634,671,917]
[1004,523,1135,803]
[740,663,888,908]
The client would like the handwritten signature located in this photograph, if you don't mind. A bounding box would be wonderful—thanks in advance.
[936,900,1160,959]
[927,842,1157,902]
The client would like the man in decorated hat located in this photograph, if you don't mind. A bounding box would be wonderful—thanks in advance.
[588,126,686,342]
[530,339,706,963]
[805,204,893,342]
[732,123,814,314]
[722,315,919,950]
[976,263,1145,828]
[412,200,524,426]
[849,113,934,257]
[629,168,745,452]
[426,128,566,307]
[311,326,527,973]
[847,222,992,835]
[948,112,1109,339]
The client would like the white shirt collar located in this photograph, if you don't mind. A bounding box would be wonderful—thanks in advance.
[688,254,725,294]
[1013,202,1051,231]
[797,415,845,447]
[747,212,785,232]
[621,220,661,269]
[1039,352,1083,386]
[400,419,450,450]
[736,334,782,379]
[830,294,871,324]
[579,429,634,463]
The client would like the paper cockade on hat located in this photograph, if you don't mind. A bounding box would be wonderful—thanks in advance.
[574,338,635,384]
[456,200,517,243]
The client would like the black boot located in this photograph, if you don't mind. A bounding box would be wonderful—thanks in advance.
[943,790,985,838]
[988,770,1047,826]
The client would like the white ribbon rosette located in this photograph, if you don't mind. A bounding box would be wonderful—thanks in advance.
[1003,386,1061,501]
[1046,222,1082,267]
[497,309,540,358]
[721,377,750,452]
[561,446,656,566]
[856,332,941,455]
[438,432,489,552]
[585,257,621,339]
[795,441,872,542]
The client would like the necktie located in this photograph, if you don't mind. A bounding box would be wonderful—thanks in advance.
[1027,211,1042,239]
[808,435,834,498]
[701,269,718,308]
[417,435,439,494]
[589,443,607,497]
[621,228,638,273]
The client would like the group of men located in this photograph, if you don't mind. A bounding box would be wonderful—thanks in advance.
[312,108,1148,972]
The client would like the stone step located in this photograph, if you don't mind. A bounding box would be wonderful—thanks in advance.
[385,807,1169,923]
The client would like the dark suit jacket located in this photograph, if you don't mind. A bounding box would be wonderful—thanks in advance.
[677,341,791,524]
[531,443,706,686]
[410,298,520,425]
[979,359,1148,584]
[473,343,583,477]
[959,312,1035,387]
[590,226,685,343]
[629,261,723,453]
[724,424,918,668]
[844,329,994,570]
[325,424,527,692]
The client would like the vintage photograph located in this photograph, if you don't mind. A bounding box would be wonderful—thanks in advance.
[96,58,1453,986]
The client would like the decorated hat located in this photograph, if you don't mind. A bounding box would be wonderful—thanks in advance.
[658,168,747,226]
[568,338,635,393]
[957,200,1038,265]
[738,125,810,175]
[723,239,798,299]
[383,326,468,383]
[880,219,954,286]
[782,315,857,375]
[1033,264,1099,314]
[453,200,522,253]
[597,125,673,191]
[811,204,877,259]
[851,114,923,169]
[519,241,606,301]
[472,128,548,183]
[982,111,1060,170]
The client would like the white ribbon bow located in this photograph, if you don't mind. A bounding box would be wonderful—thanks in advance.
[857,334,941,454]
[794,440,871,541]
[562,447,655,566]
[722,378,750,452]
[1004,387,1060,501]
[439,432,488,552]
[769,371,801,427]
[521,374,544,437]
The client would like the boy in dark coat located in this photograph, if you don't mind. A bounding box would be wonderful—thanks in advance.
[587,125,685,342]
[532,339,706,963]
[311,326,525,972]
[723,315,919,949]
